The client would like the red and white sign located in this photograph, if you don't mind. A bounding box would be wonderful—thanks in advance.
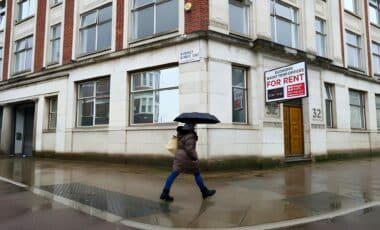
[264,62,308,103]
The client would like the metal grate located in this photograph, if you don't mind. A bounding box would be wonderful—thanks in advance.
[40,183,179,218]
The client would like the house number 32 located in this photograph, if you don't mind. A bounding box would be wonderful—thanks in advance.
[312,108,322,119]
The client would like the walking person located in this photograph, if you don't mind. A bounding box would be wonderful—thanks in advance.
[160,122,216,202]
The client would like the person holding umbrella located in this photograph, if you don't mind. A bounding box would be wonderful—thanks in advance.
[160,113,219,202]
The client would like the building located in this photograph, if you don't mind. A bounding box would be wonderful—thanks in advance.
[0,0,380,165]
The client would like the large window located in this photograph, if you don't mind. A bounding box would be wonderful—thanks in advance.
[344,0,358,14]
[131,66,179,124]
[376,95,380,129]
[77,78,110,126]
[370,0,380,25]
[373,42,380,75]
[232,66,247,123]
[315,18,326,57]
[349,90,366,129]
[132,0,178,40]
[0,47,3,79]
[48,97,57,129]
[346,31,362,69]
[80,4,112,55]
[50,23,61,64]
[17,0,35,21]
[271,0,299,48]
[325,83,335,128]
[229,0,249,35]
[0,4,5,31]
[14,36,33,73]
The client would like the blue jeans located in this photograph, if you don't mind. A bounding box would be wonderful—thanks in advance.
[163,171,206,191]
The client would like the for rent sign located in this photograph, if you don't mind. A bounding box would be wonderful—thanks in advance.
[264,62,308,103]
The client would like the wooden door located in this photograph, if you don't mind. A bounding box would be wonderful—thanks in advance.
[284,105,304,156]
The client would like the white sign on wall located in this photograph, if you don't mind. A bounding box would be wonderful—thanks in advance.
[264,62,308,103]
[179,48,200,64]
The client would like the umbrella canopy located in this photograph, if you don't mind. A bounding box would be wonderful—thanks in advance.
[174,112,220,124]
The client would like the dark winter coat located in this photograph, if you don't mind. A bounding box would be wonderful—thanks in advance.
[172,126,200,174]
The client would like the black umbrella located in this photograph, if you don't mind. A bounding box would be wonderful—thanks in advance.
[174,112,220,124]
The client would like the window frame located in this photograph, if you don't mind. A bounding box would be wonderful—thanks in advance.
[349,89,366,129]
[14,35,33,74]
[48,97,58,130]
[76,78,110,127]
[49,23,61,64]
[324,83,335,128]
[0,3,6,32]
[229,0,250,36]
[17,0,35,22]
[79,4,112,56]
[370,0,380,25]
[346,30,362,70]
[232,65,248,124]
[270,0,299,48]
[131,0,179,40]
[344,0,358,14]
[376,94,380,129]
[129,66,179,125]
[372,41,380,75]
[315,17,327,57]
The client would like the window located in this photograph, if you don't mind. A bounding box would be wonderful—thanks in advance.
[370,0,380,25]
[50,23,61,64]
[229,0,249,35]
[132,0,178,40]
[131,66,179,124]
[48,97,58,129]
[376,95,380,129]
[271,0,299,48]
[0,47,3,79]
[77,78,110,126]
[232,66,248,123]
[80,4,112,55]
[17,0,35,21]
[346,31,362,69]
[325,83,335,128]
[14,36,33,73]
[349,90,366,129]
[315,18,326,57]
[373,42,380,75]
[0,4,6,31]
[344,0,358,13]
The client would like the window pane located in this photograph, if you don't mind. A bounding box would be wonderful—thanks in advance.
[347,46,360,68]
[232,67,245,87]
[370,6,379,24]
[229,2,248,35]
[315,19,323,33]
[156,67,179,89]
[97,21,112,50]
[350,106,363,128]
[49,113,57,129]
[51,40,60,63]
[80,26,96,54]
[276,19,293,47]
[50,98,57,113]
[376,96,380,108]
[154,89,179,123]
[79,83,94,98]
[316,34,325,56]
[82,12,97,27]
[326,100,332,128]
[344,0,356,12]
[134,0,154,8]
[96,79,110,97]
[156,0,178,34]
[99,5,112,22]
[233,88,246,122]
[374,55,380,74]
[377,109,380,128]
[52,24,61,39]
[79,99,94,126]
[95,98,109,125]
[275,2,294,20]
[132,92,154,123]
[325,84,332,99]
[25,49,32,70]
[349,90,361,106]
[132,73,154,91]
[133,6,154,39]
[346,32,358,46]
[0,13,5,30]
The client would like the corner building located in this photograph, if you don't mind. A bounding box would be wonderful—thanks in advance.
[1,0,380,164]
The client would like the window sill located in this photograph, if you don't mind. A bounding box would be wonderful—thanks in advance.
[347,66,365,73]
[229,31,251,40]
[50,2,63,9]
[76,48,112,60]
[370,23,380,30]
[129,29,179,45]
[15,15,35,25]
[351,129,369,133]
[46,61,60,67]
[43,129,56,133]
[344,10,361,20]
[73,126,109,132]
[11,69,32,78]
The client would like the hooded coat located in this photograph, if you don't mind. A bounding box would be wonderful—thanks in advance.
[172,126,200,174]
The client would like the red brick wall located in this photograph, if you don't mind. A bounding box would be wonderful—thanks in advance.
[34,0,47,72]
[2,0,13,80]
[116,0,124,51]
[63,0,74,65]
[184,0,209,34]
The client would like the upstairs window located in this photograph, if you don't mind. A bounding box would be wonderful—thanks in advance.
[0,4,6,31]
[229,0,250,35]
[315,18,326,57]
[346,31,362,69]
[80,4,112,55]
[271,0,299,48]
[344,0,358,14]
[0,47,3,79]
[376,95,380,129]
[17,0,35,21]
[50,23,61,64]
[370,0,380,25]
[14,36,33,73]
[373,42,380,75]
[132,0,178,40]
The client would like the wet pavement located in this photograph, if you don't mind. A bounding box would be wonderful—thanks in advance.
[0,157,380,229]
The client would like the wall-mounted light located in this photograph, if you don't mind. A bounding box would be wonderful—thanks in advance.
[184,2,192,12]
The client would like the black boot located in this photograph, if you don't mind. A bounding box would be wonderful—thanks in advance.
[201,187,216,199]
[160,189,174,202]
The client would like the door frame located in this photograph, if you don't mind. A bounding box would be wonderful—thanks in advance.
[283,100,305,157]
[12,102,36,156]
